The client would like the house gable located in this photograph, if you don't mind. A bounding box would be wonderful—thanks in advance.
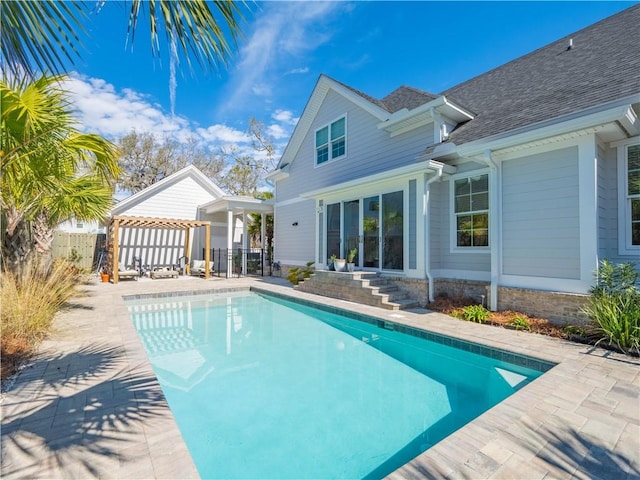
[112,165,225,220]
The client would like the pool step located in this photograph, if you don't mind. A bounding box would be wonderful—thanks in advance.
[295,271,420,311]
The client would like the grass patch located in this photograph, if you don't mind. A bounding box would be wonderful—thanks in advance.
[1,259,82,380]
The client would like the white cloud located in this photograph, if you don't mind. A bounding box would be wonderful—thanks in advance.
[63,73,296,161]
[287,67,309,75]
[196,124,250,144]
[272,109,298,126]
[218,2,345,114]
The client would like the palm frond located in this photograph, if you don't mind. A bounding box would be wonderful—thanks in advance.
[127,0,246,72]
[0,1,86,77]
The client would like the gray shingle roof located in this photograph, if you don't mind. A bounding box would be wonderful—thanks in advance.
[381,86,438,113]
[440,4,640,147]
[332,5,640,151]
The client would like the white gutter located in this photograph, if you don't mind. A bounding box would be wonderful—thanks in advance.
[424,165,445,303]
[457,101,639,158]
[482,150,500,311]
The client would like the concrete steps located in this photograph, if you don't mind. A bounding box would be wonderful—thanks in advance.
[295,270,420,310]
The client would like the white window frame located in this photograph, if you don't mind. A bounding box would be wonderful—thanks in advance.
[315,115,347,167]
[450,169,490,253]
[617,138,640,255]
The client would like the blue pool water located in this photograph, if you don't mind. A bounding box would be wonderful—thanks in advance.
[126,291,546,479]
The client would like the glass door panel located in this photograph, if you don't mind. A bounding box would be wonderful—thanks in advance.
[343,200,359,265]
[326,203,341,262]
[363,196,379,268]
[382,191,403,270]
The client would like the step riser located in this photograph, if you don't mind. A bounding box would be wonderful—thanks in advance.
[296,271,417,311]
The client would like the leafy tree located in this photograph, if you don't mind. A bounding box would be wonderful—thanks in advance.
[117,132,226,194]
[1,0,246,78]
[217,119,278,195]
[116,119,276,196]
[1,74,120,276]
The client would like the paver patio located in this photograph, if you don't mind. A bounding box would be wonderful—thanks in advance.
[1,275,638,479]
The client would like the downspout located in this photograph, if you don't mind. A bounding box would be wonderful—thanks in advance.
[424,165,444,303]
[482,150,501,311]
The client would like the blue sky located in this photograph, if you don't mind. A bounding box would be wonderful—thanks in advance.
[65,1,635,158]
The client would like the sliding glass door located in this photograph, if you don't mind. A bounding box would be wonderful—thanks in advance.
[381,191,403,270]
[343,200,359,266]
[363,196,379,268]
[326,203,341,261]
[325,190,404,271]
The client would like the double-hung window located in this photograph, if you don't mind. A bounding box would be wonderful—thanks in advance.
[316,116,346,165]
[454,174,489,248]
[625,144,640,248]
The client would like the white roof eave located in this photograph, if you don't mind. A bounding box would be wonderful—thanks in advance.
[301,160,456,199]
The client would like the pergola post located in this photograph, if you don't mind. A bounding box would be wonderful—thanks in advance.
[112,217,120,284]
[204,224,211,279]
[184,227,191,275]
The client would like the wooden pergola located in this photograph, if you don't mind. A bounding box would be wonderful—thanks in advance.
[109,215,211,283]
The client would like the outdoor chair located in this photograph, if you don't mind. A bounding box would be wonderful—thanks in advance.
[117,262,140,281]
[190,259,214,277]
[150,266,179,280]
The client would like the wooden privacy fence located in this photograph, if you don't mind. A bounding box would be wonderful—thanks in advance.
[52,232,106,271]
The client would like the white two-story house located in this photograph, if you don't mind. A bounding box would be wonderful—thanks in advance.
[268,6,640,322]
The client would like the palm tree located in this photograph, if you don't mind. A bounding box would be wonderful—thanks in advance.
[1,74,120,276]
[1,0,245,78]
[247,192,273,251]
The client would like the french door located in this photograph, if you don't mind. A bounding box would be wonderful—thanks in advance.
[326,190,403,271]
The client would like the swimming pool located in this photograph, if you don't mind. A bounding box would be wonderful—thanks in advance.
[126,290,550,479]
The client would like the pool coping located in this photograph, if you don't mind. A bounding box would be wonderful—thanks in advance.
[1,276,639,479]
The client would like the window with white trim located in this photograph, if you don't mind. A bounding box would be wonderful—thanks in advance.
[626,144,640,247]
[454,174,489,247]
[315,116,346,165]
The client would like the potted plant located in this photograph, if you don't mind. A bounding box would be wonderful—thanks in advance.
[328,254,337,271]
[346,248,357,272]
[100,269,110,283]
[333,257,346,272]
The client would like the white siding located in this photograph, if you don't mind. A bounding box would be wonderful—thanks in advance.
[502,146,580,279]
[273,200,316,265]
[430,180,491,274]
[117,176,214,219]
[276,90,433,202]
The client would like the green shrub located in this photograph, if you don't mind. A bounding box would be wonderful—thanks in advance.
[461,304,490,323]
[563,324,586,337]
[583,260,640,354]
[510,316,531,331]
[287,261,315,285]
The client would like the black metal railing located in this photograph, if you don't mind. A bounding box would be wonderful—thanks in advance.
[201,248,272,277]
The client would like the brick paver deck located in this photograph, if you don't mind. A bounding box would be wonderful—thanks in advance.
[1,275,638,479]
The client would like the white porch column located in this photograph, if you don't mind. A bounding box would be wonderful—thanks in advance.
[261,213,266,248]
[242,210,248,274]
[227,209,233,278]
[578,135,599,291]
[484,150,502,311]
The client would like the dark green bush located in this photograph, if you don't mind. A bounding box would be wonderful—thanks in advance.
[583,260,640,355]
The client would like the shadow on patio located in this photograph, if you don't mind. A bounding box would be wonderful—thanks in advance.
[1,343,169,478]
